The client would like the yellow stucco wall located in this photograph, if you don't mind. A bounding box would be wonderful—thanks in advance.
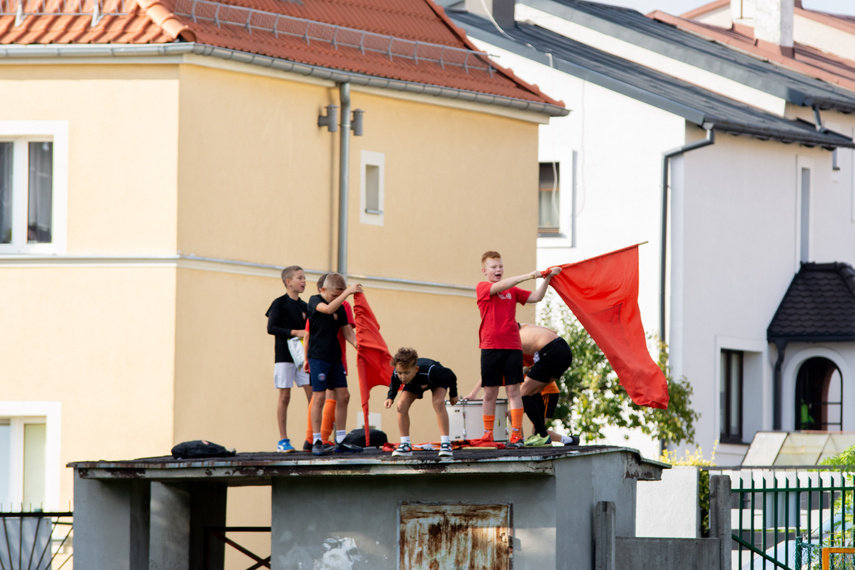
[0,64,179,254]
[0,57,542,528]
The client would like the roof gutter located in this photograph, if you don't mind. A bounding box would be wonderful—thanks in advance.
[660,124,715,343]
[0,42,569,118]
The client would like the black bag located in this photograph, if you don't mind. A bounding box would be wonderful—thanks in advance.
[343,428,388,448]
[171,440,236,459]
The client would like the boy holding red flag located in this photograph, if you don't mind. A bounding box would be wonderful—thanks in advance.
[475,251,560,447]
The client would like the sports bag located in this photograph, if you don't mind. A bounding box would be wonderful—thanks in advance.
[171,440,236,459]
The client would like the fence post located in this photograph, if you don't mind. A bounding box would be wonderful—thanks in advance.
[710,475,732,570]
[594,501,615,570]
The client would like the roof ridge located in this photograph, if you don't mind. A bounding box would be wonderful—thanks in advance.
[426,0,564,107]
[135,0,193,40]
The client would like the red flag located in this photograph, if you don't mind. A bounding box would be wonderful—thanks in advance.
[548,245,669,409]
[353,292,393,445]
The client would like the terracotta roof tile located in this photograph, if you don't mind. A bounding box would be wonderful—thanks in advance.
[650,11,855,94]
[0,0,561,109]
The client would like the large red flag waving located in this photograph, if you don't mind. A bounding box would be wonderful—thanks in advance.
[353,292,393,445]
[549,244,669,409]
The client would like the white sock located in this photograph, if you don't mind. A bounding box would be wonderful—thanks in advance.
[336,430,346,443]
[401,436,411,444]
[440,435,450,445]
[560,435,572,444]
[313,432,322,443]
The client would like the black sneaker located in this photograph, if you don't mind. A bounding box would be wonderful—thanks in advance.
[312,439,325,456]
[565,435,580,446]
[303,440,313,452]
[392,442,413,457]
[334,441,363,453]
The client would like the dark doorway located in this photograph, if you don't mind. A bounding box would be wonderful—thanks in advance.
[795,357,842,431]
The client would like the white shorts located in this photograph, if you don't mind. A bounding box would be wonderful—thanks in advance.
[274,362,310,389]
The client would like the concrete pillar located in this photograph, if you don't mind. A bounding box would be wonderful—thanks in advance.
[593,501,615,570]
[150,482,191,570]
[189,482,228,570]
[710,475,732,570]
[73,473,150,570]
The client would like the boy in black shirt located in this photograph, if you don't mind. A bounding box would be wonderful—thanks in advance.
[307,272,362,456]
[384,347,458,458]
[266,266,310,453]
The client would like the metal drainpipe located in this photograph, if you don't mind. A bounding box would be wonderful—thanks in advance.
[338,82,352,276]
[773,339,787,430]
[660,125,715,342]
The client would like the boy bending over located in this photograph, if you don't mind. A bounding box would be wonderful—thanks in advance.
[384,348,458,458]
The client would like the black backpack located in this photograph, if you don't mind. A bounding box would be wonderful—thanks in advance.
[343,428,388,448]
[171,440,236,459]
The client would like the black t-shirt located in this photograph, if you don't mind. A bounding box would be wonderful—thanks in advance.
[307,294,348,362]
[386,358,458,400]
[265,294,308,363]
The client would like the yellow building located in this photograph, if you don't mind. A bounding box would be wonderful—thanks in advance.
[0,0,564,560]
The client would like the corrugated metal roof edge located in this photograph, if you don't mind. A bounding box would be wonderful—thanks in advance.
[0,42,569,117]
[456,17,855,149]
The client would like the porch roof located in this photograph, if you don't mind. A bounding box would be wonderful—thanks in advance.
[767,262,855,344]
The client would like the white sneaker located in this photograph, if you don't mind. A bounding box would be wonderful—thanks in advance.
[392,442,413,457]
[438,442,453,458]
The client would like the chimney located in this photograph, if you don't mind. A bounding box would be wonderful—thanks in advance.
[731,0,795,56]
[464,0,516,28]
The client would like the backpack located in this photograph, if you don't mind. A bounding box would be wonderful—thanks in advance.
[343,428,388,448]
[171,440,236,459]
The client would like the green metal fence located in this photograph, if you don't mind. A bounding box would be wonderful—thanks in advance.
[707,467,855,569]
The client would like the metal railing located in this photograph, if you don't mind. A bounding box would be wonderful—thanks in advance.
[204,526,270,570]
[0,511,73,570]
[172,0,495,74]
[707,467,855,570]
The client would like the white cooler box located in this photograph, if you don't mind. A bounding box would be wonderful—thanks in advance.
[446,399,508,442]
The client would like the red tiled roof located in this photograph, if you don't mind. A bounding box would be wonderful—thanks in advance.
[649,10,855,94]
[0,0,563,110]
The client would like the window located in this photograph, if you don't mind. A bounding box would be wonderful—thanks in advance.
[360,151,384,226]
[0,402,60,512]
[538,162,559,235]
[0,121,67,254]
[720,350,743,444]
[795,357,842,431]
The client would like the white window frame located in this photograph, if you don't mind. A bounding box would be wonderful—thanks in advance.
[536,151,577,249]
[795,156,813,269]
[0,401,61,511]
[0,121,68,255]
[359,150,384,226]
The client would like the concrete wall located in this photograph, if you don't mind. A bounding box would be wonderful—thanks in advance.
[636,465,700,538]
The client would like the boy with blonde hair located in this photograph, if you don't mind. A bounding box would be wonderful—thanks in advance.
[476,251,559,447]
[266,265,310,453]
[306,272,362,456]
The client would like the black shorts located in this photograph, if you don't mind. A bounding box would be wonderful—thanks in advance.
[527,338,572,383]
[543,393,559,420]
[402,368,456,399]
[481,349,524,387]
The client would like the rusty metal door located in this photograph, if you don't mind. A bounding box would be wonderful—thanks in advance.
[399,503,512,569]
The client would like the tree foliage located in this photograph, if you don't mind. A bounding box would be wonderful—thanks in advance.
[539,295,699,447]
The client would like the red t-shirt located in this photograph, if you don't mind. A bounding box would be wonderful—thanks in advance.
[476,282,530,349]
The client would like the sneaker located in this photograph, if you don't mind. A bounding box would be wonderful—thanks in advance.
[564,435,581,446]
[392,442,413,457]
[303,440,313,452]
[322,440,335,452]
[438,442,453,458]
[334,441,363,453]
[525,434,551,447]
[277,438,296,453]
[311,439,325,456]
[504,433,524,449]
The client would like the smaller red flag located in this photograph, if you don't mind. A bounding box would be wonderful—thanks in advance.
[548,245,669,409]
[353,292,393,445]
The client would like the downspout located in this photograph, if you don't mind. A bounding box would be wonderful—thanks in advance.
[338,82,352,276]
[660,125,715,342]
[773,339,787,430]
